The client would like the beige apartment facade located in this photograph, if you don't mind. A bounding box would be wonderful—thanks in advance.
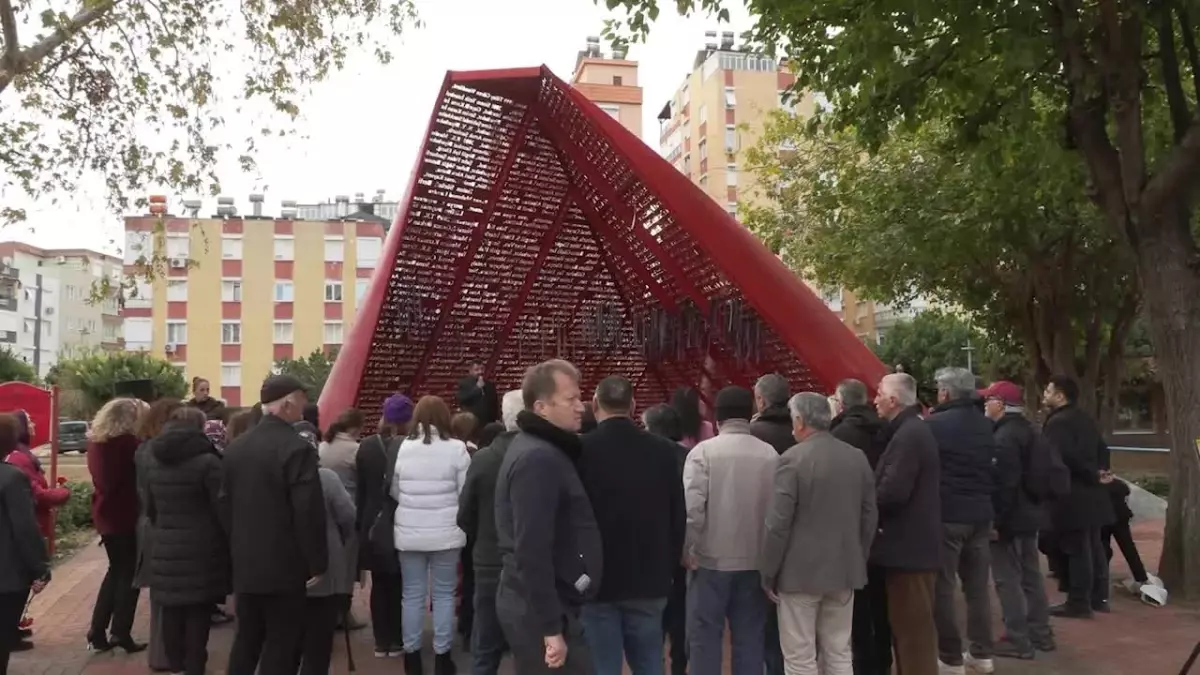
[571,37,644,138]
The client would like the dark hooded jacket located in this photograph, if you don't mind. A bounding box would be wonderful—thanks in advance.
[991,413,1043,537]
[927,397,996,525]
[144,423,230,606]
[458,430,518,573]
[831,405,884,468]
[750,405,794,455]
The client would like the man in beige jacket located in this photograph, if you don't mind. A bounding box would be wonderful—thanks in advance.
[682,386,778,675]
[760,392,877,675]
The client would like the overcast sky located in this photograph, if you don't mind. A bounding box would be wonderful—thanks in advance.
[6,0,750,256]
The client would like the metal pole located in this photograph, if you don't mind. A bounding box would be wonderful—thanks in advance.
[32,273,43,378]
[962,334,975,374]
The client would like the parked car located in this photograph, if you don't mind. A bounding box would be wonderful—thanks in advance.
[58,420,88,453]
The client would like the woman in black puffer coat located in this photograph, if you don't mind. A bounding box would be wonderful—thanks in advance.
[144,407,230,675]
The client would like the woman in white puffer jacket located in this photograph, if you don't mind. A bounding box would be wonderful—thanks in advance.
[390,395,471,674]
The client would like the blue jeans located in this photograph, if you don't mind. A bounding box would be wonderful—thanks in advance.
[687,569,767,675]
[471,569,508,675]
[398,549,460,655]
[581,598,668,675]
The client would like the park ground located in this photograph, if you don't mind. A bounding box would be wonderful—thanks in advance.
[11,453,1200,675]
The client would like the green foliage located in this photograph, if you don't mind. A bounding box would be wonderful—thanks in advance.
[46,350,187,417]
[0,0,419,235]
[870,311,1016,402]
[55,480,93,540]
[273,347,338,400]
[0,347,37,384]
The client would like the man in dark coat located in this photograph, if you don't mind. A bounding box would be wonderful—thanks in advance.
[1042,375,1114,618]
[872,373,940,675]
[750,373,791,675]
[221,375,328,675]
[926,367,996,672]
[641,404,688,675]
[577,376,685,675]
[494,360,602,674]
[458,389,524,675]
[457,358,500,426]
[0,413,49,671]
[981,381,1054,659]
[831,379,889,675]
[144,407,229,675]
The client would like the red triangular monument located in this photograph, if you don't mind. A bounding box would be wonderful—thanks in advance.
[320,66,886,425]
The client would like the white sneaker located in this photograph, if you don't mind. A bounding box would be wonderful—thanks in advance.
[938,661,966,675]
[1147,572,1165,588]
[964,652,995,674]
[1122,577,1143,594]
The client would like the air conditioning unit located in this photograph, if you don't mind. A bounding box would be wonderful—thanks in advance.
[54,256,67,264]
[169,258,187,269]
[164,343,177,353]
[44,307,54,315]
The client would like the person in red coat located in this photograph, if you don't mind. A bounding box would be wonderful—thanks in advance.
[84,398,147,654]
[3,411,69,541]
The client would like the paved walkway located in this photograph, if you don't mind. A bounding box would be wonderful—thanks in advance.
[9,518,1199,675]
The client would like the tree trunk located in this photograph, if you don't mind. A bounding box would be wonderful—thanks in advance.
[1137,218,1200,599]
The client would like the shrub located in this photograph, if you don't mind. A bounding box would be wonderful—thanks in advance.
[55,481,94,539]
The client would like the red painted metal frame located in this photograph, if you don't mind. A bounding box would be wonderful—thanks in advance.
[319,65,888,428]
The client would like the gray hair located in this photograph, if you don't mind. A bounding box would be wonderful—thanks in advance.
[521,359,580,410]
[880,373,918,407]
[788,392,832,431]
[755,373,791,408]
[501,389,524,432]
[935,367,976,400]
[835,379,868,408]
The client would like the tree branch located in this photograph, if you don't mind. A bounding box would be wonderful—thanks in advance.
[1156,3,1192,141]
[0,0,18,72]
[1142,117,1200,218]
[0,0,120,95]
[1177,6,1200,98]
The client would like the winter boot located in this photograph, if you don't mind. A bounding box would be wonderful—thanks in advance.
[435,651,457,675]
[404,650,424,675]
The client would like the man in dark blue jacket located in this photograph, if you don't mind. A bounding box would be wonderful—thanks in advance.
[981,381,1054,660]
[926,367,996,675]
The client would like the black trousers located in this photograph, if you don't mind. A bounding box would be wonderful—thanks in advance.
[161,603,212,675]
[852,564,892,675]
[1102,519,1148,583]
[227,592,307,675]
[661,565,687,675]
[496,583,592,675]
[0,588,28,675]
[89,532,141,641]
[460,545,475,639]
[298,596,340,675]
[370,570,404,651]
[1058,527,1108,609]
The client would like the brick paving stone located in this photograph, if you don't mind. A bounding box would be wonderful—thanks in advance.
[7,518,1197,675]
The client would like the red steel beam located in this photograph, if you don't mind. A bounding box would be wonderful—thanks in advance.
[485,191,573,377]
[409,105,537,393]
[536,112,711,313]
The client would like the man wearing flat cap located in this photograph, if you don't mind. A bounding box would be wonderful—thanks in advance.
[222,375,329,675]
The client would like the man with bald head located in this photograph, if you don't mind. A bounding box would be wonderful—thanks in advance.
[871,373,941,675]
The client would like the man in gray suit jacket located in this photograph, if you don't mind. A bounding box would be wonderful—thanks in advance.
[760,392,877,675]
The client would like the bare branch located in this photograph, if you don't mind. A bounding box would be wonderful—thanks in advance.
[1142,118,1200,217]
[0,0,19,71]
[0,0,120,94]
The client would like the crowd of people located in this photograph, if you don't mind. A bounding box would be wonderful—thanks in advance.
[0,360,1167,675]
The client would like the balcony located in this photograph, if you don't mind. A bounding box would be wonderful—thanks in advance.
[0,330,15,343]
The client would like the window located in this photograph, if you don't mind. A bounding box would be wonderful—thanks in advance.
[724,86,737,107]
[221,363,242,388]
[221,237,243,260]
[324,238,344,262]
[41,321,50,336]
[356,237,382,267]
[166,235,189,259]
[22,319,34,334]
[273,321,294,343]
[274,237,294,261]
[725,125,737,152]
[727,202,738,217]
[699,175,708,187]
[221,280,242,302]
[124,231,150,265]
[698,139,707,160]
[124,318,152,349]
[221,321,241,344]
[324,321,344,344]
[166,321,187,344]
[64,285,80,301]
[166,280,188,302]
[274,281,294,302]
[324,281,343,302]
[598,104,620,119]
[698,104,707,124]
[355,280,370,303]
[126,281,152,308]
[612,75,623,85]
[726,164,738,187]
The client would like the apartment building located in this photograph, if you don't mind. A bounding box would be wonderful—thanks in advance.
[121,195,389,406]
[571,36,643,138]
[0,242,123,377]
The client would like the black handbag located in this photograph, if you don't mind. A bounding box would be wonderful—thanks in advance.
[366,438,401,573]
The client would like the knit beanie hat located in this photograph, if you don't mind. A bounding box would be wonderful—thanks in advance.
[382,394,414,425]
